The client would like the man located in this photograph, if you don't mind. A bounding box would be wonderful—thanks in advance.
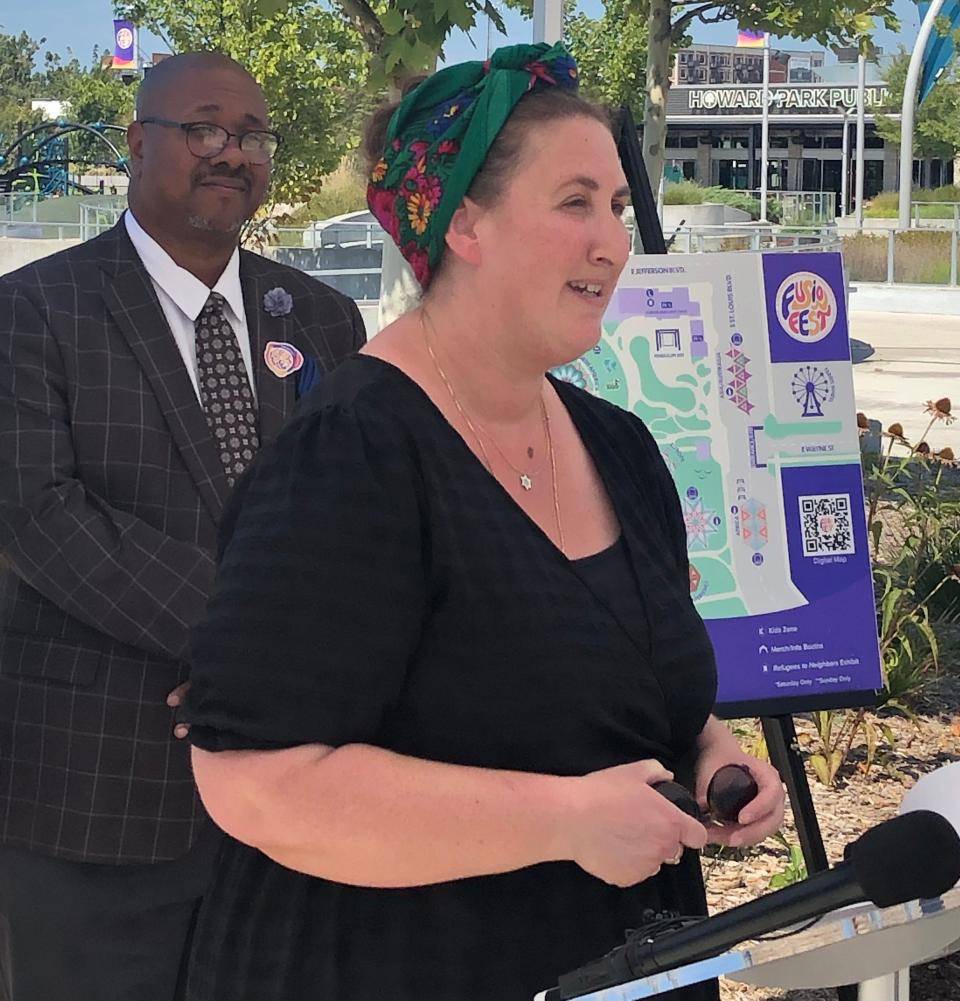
[0,52,365,1001]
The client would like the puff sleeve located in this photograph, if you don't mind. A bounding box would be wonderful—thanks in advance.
[185,401,426,751]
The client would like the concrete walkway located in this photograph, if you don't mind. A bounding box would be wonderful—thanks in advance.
[849,311,960,454]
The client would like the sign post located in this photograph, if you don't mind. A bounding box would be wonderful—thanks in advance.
[760,37,770,222]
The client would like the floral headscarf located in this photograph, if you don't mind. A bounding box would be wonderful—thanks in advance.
[367,42,579,289]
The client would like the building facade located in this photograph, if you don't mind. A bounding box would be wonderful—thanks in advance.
[662,55,955,211]
[673,44,825,86]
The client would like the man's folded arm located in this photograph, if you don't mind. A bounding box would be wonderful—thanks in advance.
[0,282,216,663]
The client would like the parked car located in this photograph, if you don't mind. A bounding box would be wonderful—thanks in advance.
[301,210,386,249]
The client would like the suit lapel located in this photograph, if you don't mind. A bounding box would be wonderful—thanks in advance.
[241,259,298,445]
[100,225,230,521]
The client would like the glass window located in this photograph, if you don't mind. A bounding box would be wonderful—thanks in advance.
[802,158,822,189]
[865,159,884,198]
[713,135,750,149]
[802,135,823,149]
[864,135,884,149]
[769,136,789,149]
[823,136,842,149]
[931,159,944,187]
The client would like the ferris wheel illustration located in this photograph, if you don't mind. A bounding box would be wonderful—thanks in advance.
[791,365,832,418]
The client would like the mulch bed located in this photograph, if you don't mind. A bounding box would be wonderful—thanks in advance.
[701,673,960,1001]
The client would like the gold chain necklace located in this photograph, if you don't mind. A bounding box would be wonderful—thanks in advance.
[421,308,546,490]
[420,308,565,554]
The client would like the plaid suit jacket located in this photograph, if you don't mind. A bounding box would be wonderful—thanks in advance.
[0,220,366,864]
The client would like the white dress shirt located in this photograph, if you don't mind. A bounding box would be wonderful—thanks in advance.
[124,211,257,402]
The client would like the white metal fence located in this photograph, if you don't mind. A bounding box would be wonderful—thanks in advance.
[0,194,126,241]
[3,193,959,290]
[743,190,836,226]
[840,204,960,287]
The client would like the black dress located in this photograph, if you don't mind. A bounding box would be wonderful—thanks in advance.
[184,355,719,1001]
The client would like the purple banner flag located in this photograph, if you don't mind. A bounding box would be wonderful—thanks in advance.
[112,20,136,70]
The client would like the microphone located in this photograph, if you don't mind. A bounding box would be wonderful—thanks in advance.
[551,810,960,1000]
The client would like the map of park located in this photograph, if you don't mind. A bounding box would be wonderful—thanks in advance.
[552,256,859,622]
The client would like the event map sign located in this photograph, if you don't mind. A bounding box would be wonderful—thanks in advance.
[554,251,882,715]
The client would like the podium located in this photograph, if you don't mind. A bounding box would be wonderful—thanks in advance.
[534,887,960,1000]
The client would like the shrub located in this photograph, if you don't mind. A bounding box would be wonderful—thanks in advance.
[663,180,711,205]
[806,403,960,787]
[865,188,960,219]
[284,157,368,228]
[840,231,954,284]
[663,181,782,223]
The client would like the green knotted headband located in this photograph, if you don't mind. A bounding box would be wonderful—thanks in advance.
[366,42,580,289]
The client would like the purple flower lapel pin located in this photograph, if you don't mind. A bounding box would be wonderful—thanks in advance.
[263,286,293,318]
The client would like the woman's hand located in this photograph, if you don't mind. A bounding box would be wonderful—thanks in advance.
[694,718,785,849]
[562,759,708,887]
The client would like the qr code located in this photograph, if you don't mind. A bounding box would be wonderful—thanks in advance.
[798,494,855,556]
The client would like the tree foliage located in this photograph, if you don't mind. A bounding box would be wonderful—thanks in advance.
[116,0,371,204]
[0,30,44,149]
[37,50,137,129]
[875,51,960,162]
[32,49,137,163]
[565,0,649,112]
[252,0,503,92]
[0,31,133,177]
[565,0,690,117]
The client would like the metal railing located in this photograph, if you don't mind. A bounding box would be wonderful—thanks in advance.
[910,202,960,228]
[840,203,960,287]
[841,225,960,286]
[0,221,84,240]
[4,196,959,289]
[296,221,383,250]
[0,194,126,240]
[79,201,125,240]
[744,189,836,226]
[0,193,45,222]
[663,223,839,254]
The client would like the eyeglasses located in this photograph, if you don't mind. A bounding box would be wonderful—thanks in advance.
[139,118,280,165]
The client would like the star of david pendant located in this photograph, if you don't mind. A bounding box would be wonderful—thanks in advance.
[519,473,533,491]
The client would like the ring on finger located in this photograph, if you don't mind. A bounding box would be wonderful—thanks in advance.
[666,848,683,865]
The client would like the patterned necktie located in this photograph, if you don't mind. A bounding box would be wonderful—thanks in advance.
[195,292,259,488]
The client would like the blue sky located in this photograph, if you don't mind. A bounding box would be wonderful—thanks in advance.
[4,0,922,72]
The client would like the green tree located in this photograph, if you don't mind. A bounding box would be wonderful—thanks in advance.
[252,0,504,93]
[116,0,371,205]
[0,30,44,152]
[874,51,960,182]
[565,0,650,112]
[565,0,690,117]
[34,49,137,165]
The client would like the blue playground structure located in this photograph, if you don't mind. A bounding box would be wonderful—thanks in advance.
[0,121,129,195]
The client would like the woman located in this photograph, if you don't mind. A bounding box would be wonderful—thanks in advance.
[184,42,784,1001]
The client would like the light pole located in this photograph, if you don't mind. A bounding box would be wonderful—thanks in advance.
[854,53,866,228]
[532,0,563,43]
[898,0,946,230]
[759,36,771,222]
[840,108,850,218]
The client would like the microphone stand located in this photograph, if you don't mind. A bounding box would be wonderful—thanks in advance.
[761,716,858,1001]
